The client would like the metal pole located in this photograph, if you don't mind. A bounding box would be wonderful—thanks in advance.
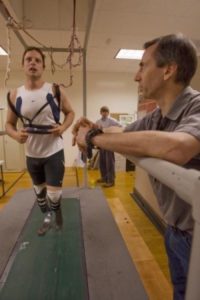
[82,48,88,187]
[81,0,96,188]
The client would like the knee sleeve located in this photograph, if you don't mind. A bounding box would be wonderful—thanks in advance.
[34,183,46,197]
[47,190,62,211]
[33,184,48,213]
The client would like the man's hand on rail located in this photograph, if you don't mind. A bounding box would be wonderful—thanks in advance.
[72,117,98,148]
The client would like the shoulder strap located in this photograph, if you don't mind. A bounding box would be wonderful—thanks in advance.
[30,102,49,122]
[7,92,18,116]
[7,92,25,124]
[53,83,61,108]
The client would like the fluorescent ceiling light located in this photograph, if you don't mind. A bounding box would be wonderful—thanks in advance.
[115,49,144,60]
[0,46,8,56]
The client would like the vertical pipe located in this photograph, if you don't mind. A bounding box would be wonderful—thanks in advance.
[82,48,88,187]
[81,0,96,188]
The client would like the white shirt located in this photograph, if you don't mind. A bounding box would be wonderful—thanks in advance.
[16,82,63,158]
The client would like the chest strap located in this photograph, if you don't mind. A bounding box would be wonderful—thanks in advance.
[7,84,61,134]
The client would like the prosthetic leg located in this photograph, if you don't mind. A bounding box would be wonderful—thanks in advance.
[47,190,63,230]
[34,184,52,236]
[34,186,63,235]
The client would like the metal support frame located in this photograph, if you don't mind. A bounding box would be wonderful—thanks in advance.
[0,0,86,52]
[127,155,200,300]
[0,0,27,48]
[0,0,96,188]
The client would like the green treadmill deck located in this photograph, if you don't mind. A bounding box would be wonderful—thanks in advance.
[0,198,89,300]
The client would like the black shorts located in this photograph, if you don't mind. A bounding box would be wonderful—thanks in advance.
[26,150,65,187]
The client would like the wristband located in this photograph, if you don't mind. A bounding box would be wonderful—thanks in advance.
[85,128,103,159]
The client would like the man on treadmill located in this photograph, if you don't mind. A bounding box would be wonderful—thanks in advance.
[5,47,75,235]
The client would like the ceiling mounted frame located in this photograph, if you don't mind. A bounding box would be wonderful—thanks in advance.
[0,0,96,87]
[0,0,86,53]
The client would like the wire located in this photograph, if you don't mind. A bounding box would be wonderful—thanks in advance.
[2,0,83,87]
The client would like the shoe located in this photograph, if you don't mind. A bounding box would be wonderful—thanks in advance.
[55,209,63,230]
[102,182,115,188]
[96,178,105,183]
[37,213,52,236]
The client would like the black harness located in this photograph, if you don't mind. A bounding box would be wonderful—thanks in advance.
[7,84,61,134]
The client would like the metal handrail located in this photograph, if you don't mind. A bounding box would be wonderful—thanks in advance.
[126,156,200,300]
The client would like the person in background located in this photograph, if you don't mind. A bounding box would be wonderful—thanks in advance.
[73,33,200,299]
[6,47,75,236]
[96,106,122,187]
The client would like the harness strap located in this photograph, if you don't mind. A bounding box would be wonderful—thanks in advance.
[7,92,25,124]
[46,93,60,123]
[53,83,61,108]
[30,101,49,123]
[23,124,54,134]
[7,84,62,134]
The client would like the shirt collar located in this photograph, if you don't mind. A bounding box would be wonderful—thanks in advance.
[165,86,197,120]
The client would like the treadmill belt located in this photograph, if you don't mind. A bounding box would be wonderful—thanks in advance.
[0,198,89,300]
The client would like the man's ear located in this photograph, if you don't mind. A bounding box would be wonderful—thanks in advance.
[163,63,178,81]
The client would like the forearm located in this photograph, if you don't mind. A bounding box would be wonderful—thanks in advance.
[5,122,19,141]
[91,130,198,165]
[61,111,75,131]
[103,126,124,133]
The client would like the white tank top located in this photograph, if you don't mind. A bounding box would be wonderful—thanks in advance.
[16,82,63,158]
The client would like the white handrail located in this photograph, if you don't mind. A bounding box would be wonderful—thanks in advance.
[126,156,200,300]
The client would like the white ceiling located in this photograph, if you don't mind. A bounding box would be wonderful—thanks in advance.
[0,0,200,75]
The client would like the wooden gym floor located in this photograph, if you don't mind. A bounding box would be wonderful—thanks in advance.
[0,168,173,299]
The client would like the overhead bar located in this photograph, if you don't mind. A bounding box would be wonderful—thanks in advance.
[40,47,84,53]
